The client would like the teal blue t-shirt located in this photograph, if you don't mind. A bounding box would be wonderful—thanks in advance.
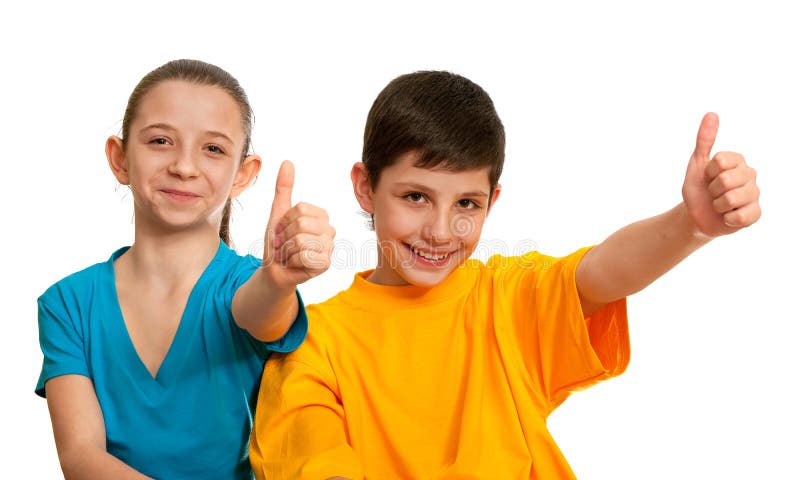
[36,241,308,479]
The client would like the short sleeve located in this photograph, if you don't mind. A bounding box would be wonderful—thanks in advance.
[491,247,630,414]
[258,291,309,354]
[224,253,309,358]
[35,291,89,397]
[250,336,363,480]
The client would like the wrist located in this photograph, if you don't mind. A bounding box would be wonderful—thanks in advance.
[256,267,297,302]
[676,202,714,247]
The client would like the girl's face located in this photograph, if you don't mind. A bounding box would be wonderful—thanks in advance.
[107,80,259,237]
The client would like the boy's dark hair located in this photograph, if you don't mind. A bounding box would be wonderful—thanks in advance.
[362,70,505,194]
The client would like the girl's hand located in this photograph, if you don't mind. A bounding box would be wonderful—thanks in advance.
[263,161,336,289]
[682,113,761,238]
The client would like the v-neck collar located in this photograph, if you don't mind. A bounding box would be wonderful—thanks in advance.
[104,241,227,396]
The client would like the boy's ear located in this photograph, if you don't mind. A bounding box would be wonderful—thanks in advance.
[351,162,374,214]
[230,154,262,200]
[487,183,502,213]
[106,136,129,185]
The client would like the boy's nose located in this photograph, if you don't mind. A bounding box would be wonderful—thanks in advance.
[422,208,452,243]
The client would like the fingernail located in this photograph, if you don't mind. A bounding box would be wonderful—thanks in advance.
[275,224,284,234]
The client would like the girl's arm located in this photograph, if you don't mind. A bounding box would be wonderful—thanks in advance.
[233,161,335,341]
[45,375,153,480]
[576,113,760,315]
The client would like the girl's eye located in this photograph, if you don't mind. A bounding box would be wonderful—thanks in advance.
[206,145,225,154]
[149,137,169,145]
[457,199,480,209]
[405,192,426,203]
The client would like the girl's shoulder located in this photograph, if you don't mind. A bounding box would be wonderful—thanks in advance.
[39,247,127,305]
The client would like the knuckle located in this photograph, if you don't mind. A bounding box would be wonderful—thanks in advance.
[722,190,738,208]
[292,202,307,216]
[714,195,731,213]
[728,209,746,226]
[295,233,313,247]
[295,217,310,231]
[716,171,734,190]
[709,154,725,169]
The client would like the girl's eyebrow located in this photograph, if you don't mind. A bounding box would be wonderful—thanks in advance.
[140,123,176,134]
[139,123,235,144]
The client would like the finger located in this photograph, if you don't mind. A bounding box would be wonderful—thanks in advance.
[711,183,761,214]
[267,160,295,229]
[278,234,330,262]
[707,163,755,198]
[692,112,719,163]
[722,202,762,228]
[282,249,332,273]
[277,217,334,245]
[704,151,747,182]
[275,202,329,231]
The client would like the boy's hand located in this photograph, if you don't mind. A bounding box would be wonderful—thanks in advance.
[682,113,761,238]
[263,160,336,289]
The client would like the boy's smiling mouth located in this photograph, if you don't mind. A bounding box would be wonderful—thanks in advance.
[406,243,454,266]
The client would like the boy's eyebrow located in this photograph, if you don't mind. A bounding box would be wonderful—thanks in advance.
[139,123,234,144]
[461,191,490,198]
[397,182,489,197]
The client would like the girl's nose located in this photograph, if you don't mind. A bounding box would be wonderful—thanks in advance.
[168,147,200,179]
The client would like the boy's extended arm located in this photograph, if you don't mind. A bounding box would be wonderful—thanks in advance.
[576,113,761,315]
[45,375,154,480]
[233,161,335,341]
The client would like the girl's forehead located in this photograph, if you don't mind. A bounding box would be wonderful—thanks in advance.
[133,81,244,134]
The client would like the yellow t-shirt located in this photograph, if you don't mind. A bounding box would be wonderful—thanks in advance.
[251,248,629,479]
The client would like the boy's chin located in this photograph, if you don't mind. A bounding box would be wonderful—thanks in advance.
[396,264,460,288]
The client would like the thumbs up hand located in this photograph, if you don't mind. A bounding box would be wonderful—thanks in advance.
[681,113,761,239]
[263,160,336,289]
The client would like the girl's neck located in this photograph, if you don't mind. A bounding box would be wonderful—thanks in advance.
[120,227,222,285]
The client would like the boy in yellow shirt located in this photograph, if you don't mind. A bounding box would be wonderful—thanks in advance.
[250,71,761,479]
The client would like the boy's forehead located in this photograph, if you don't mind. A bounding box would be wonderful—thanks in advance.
[381,153,492,193]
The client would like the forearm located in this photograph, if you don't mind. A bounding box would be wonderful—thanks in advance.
[59,447,153,480]
[232,268,298,342]
[47,376,153,480]
[577,203,710,310]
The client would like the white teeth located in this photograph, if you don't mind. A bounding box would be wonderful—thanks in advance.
[411,246,448,261]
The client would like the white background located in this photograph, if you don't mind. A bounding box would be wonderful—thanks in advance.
[2,1,798,478]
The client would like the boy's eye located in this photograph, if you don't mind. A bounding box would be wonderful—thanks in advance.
[457,199,480,209]
[404,192,426,203]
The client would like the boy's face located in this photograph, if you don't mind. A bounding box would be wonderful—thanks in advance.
[352,151,500,287]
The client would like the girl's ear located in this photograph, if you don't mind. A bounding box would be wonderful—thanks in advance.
[106,136,129,185]
[351,162,374,214]
[230,154,262,199]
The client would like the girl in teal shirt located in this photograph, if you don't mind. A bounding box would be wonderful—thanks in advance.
[35,59,335,479]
